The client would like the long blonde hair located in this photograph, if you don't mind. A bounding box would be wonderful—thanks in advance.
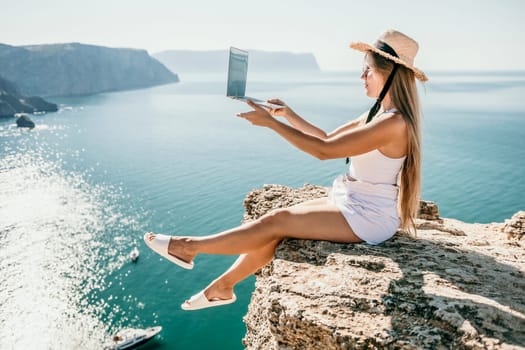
[370,52,422,233]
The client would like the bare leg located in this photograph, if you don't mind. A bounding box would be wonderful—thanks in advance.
[185,199,327,302]
[145,196,362,297]
[185,239,281,303]
[189,198,361,255]
[145,197,362,263]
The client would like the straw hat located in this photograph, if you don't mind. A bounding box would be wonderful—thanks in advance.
[350,29,428,82]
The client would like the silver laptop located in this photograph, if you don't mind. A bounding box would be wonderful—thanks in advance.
[226,47,281,109]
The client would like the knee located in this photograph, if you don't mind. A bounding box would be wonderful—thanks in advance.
[259,208,292,237]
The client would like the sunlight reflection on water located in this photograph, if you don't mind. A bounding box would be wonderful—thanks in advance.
[0,134,143,349]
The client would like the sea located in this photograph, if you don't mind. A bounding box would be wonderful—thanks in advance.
[1,70,524,349]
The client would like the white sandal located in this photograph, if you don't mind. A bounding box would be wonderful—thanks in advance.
[181,290,237,311]
[143,233,194,270]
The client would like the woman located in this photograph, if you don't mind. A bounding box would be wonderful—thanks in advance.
[144,29,427,310]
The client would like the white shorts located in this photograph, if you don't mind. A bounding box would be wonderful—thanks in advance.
[328,175,400,245]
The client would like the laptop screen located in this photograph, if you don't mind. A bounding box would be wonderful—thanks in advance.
[226,47,248,97]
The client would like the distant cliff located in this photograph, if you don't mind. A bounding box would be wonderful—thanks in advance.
[242,184,525,349]
[0,43,179,97]
[0,75,57,118]
[154,49,320,74]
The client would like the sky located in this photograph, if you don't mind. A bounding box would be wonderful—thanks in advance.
[1,0,524,72]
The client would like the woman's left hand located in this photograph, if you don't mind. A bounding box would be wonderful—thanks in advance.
[236,100,277,127]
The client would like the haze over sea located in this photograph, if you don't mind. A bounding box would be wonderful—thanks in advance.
[1,70,524,349]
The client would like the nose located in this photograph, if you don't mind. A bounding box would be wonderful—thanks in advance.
[360,68,369,80]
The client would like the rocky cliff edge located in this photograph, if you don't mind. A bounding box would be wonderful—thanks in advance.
[242,184,525,350]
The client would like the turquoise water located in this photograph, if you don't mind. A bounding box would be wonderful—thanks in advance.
[1,71,524,349]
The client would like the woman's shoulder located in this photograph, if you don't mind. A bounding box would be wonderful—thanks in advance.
[375,111,408,157]
[373,111,407,136]
[353,110,407,136]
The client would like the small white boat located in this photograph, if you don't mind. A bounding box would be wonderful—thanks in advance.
[104,326,162,350]
[130,247,139,262]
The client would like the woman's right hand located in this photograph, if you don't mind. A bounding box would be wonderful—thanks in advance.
[266,98,295,118]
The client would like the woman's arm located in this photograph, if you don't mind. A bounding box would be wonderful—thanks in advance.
[282,110,328,139]
[239,100,405,160]
[325,111,368,138]
[266,98,327,138]
[267,99,365,140]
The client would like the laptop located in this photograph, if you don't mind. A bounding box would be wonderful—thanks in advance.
[226,47,281,109]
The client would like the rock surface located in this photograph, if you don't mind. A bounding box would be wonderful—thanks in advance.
[242,184,525,350]
[503,211,525,241]
[15,114,35,128]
